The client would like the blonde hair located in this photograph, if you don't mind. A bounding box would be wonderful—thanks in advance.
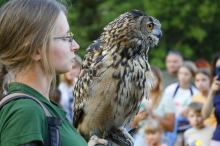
[150,66,163,108]
[0,0,66,91]
[144,118,163,134]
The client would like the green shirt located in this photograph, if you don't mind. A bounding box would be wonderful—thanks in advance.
[0,82,87,146]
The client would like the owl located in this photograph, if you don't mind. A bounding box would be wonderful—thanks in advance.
[73,10,162,146]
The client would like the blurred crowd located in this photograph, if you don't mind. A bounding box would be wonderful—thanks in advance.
[130,51,220,146]
[49,51,220,146]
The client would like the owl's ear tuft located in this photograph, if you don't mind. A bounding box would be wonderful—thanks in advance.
[130,10,146,17]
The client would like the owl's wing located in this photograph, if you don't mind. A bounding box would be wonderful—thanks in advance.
[73,39,107,126]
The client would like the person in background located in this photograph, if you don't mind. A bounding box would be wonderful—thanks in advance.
[164,61,199,146]
[202,53,220,146]
[135,118,168,146]
[184,102,214,146]
[132,66,175,145]
[0,0,107,145]
[164,61,199,118]
[162,50,183,88]
[70,54,82,87]
[58,54,82,122]
[193,69,216,127]
[49,87,61,105]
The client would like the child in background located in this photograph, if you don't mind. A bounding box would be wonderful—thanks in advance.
[132,66,175,145]
[58,55,82,122]
[143,119,168,146]
[131,66,175,132]
[163,61,198,121]
[184,102,214,146]
[164,61,199,146]
[193,69,216,127]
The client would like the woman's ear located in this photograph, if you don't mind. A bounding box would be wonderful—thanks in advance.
[32,50,42,61]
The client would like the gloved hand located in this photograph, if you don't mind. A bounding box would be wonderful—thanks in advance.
[88,135,109,146]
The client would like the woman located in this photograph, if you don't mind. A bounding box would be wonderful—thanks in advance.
[202,53,220,146]
[0,0,107,145]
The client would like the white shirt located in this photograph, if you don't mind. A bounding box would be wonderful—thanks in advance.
[184,126,214,146]
[163,83,199,117]
[58,82,74,122]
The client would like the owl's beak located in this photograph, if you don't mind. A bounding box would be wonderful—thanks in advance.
[152,29,162,39]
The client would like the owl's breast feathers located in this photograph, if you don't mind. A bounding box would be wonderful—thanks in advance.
[73,38,153,128]
[73,10,159,136]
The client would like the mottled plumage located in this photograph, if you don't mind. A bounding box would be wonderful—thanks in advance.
[73,10,162,145]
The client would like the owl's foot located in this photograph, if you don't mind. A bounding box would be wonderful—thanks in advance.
[108,127,134,146]
[90,129,111,146]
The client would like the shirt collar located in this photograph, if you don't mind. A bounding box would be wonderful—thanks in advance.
[8,82,50,104]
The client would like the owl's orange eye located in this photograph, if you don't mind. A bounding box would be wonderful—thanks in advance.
[146,23,154,31]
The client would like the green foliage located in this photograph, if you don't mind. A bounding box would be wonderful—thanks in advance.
[67,0,220,68]
[0,0,7,5]
[0,0,219,67]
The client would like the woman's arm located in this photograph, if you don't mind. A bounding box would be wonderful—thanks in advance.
[202,77,220,119]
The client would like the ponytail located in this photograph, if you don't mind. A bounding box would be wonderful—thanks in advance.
[0,64,7,98]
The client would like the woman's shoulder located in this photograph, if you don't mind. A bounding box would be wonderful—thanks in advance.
[0,97,47,129]
[1,97,45,119]
[0,98,47,145]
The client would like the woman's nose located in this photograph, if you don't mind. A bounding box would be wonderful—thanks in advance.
[71,39,80,53]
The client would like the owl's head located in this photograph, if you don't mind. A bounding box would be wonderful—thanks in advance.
[135,10,162,48]
[102,10,162,53]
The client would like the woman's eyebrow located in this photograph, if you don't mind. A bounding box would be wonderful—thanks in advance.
[59,30,70,36]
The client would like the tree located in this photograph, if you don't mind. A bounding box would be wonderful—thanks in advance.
[69,0,220,68]
[1,0,219,68]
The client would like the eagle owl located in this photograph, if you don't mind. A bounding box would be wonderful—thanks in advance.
[73,10,162,145]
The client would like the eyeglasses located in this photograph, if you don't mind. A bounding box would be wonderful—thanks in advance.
[53,32,74,43]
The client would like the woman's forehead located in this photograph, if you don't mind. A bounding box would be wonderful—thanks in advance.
[52,11,69,35]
